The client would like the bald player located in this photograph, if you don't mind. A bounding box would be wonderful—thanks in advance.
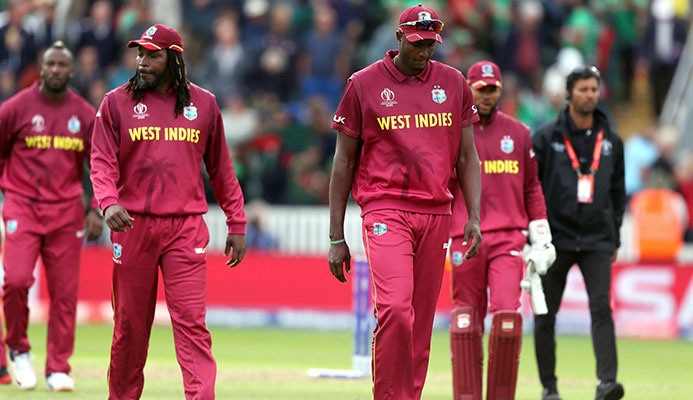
[448,61,555,400]
[328,4,482,399]
[90,24,246,399]
[0,41,103,391]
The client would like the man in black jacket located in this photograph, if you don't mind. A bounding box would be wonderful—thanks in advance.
[532,66,626,400]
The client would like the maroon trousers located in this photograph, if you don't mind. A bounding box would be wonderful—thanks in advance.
[108,214,215,400]
[363,210,450,400]
[2,193,84,374]
[450,229,526,318]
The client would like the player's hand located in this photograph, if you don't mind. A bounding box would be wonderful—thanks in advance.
[225,234,247,267]
[462,219,482,261]
[104,205,134,232]
[328,241,351,283]
[84,210,104,241]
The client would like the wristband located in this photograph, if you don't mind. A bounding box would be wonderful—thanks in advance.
[330,238,346,245]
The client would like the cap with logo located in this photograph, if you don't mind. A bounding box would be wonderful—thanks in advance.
[467,61,502,89]
[398,4,444,44]
[128,24,184,53]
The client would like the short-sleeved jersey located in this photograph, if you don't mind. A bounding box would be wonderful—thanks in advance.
[0,83,95,202]
[331,50,479,216]
[90,83,246,234]
[450,109,546,237]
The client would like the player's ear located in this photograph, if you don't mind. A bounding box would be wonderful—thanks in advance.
[396,30,403,45]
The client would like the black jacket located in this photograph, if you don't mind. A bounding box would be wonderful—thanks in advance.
[532,107,626,253]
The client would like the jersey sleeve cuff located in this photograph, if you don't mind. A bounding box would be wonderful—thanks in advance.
[331,123,360,138]
[460,113,480,128]
[99,197,119,213]
[227,222,246,235]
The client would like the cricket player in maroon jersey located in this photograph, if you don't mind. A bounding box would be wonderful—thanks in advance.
[328,5,482,399]
[0,41,104,392]
[448,61,556,400]
[89,24,246,400]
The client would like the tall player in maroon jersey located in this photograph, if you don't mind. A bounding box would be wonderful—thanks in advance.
[0,41,104,392]
[448,61,556,400]
[90,25,246,399]
[329,5,482,399]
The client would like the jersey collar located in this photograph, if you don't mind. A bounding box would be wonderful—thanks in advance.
[383,50,432,82]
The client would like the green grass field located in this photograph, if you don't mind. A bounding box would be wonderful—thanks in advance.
[0,324,690,399]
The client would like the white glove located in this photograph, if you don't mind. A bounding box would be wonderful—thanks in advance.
[524,219,556,275]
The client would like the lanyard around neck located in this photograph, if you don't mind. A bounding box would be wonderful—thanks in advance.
[562,130,604,175]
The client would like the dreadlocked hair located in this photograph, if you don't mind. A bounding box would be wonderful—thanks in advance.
[126,49,191,117]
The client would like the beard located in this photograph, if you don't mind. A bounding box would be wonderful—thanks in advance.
[42,76,69,93]
[136,69,169,89]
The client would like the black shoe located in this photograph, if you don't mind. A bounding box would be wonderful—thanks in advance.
[542,387,562,400]
[595,381,624,400]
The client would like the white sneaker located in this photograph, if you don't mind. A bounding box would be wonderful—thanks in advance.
[10,351,37,390]
[46,372,74,392]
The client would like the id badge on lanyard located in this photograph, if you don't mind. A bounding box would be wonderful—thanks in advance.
[577,174,594,203]
[562,130,604,205]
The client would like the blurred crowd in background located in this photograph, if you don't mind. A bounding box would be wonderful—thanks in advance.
[1,0,692,242]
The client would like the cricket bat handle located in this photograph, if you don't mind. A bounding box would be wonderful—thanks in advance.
[521,261,548,315]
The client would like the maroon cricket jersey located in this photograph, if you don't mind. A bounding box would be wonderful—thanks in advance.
[331,50,479,216]
[90,83,246,234]
[450,109,546,237]
[0,83,95,202]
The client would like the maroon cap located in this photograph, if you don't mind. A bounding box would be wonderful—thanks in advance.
[398,4,443,44]
[128,24,184,53]
[467,61,502,89]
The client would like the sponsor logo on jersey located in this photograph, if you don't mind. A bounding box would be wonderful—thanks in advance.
[602,139,612,156]
[183,105,198,121]
[431,85,446,104]
[481,64,495,78]
[501,135,514,154]
[456,313,471,329]
[333,115,345,124]
[133,103,149,120]
[471,105,478,114]
[373,223,387,236]
[452,251,463,266]
[529,148,535,158]
[380,88,397,107]
[32,114,45,132]
[113,243,123,263]
[68,116,80,134]
[195,247,207,254]
[551,142,566,153]
[6,219,18,234]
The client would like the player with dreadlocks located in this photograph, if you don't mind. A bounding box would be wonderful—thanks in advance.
[90,24,247,399]
[125,41,190,117]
